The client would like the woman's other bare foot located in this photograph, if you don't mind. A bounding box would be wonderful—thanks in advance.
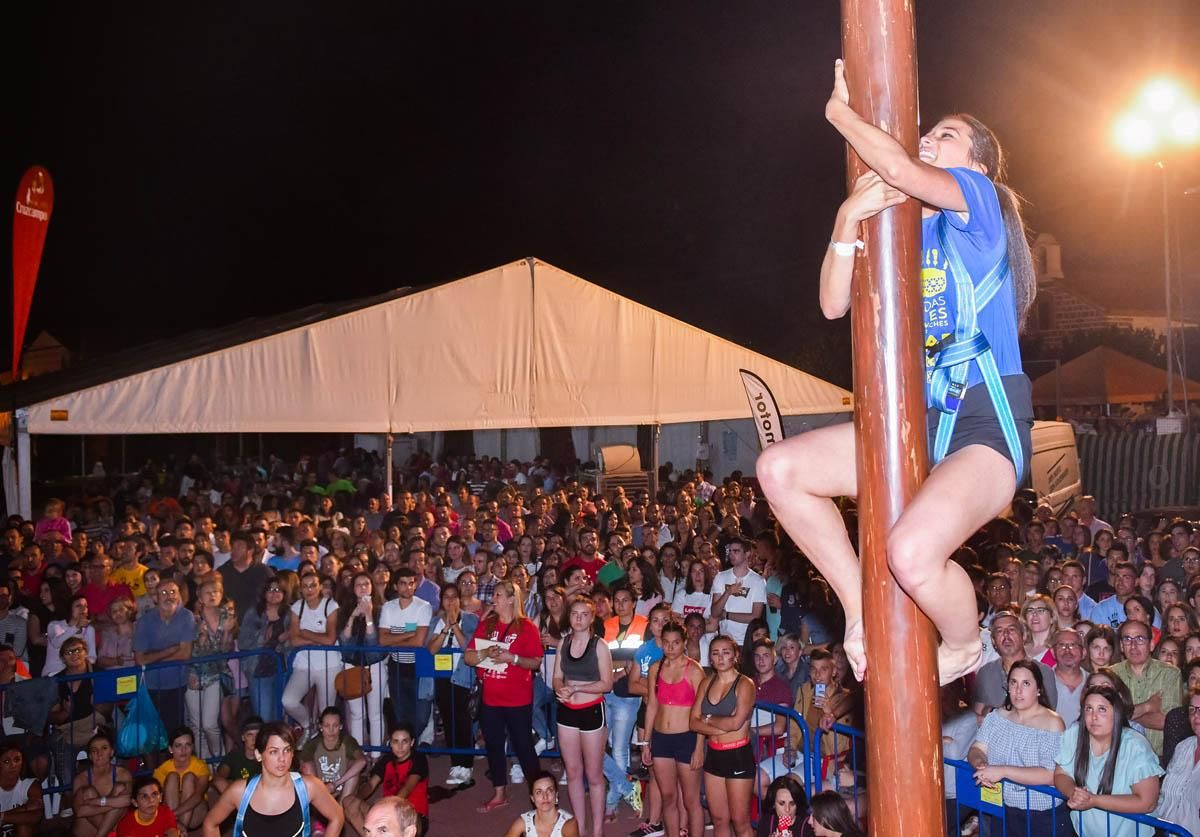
[938,642,982,686]
[843,619,866,682]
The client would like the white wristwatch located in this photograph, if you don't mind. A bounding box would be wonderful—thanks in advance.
[830,239,865,257]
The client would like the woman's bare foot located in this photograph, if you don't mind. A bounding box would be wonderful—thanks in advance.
[938,641,982,686]
[843,619,866,681]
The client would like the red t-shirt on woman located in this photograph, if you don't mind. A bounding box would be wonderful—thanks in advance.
[469,617,543,707]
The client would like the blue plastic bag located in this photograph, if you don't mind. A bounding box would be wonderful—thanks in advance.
[116,674,168,757]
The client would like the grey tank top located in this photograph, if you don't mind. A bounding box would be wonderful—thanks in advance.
[701,676,739,717]
[559,634,601,681]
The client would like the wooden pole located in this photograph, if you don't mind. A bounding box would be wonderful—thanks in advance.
[839,2,946,835]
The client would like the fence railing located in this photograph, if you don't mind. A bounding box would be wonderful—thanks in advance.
[774,707,1191,837]
[23,647,1196,837]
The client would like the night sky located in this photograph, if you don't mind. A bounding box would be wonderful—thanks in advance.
[5,1,1200,388]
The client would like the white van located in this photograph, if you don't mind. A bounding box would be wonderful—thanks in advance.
[1029,420,1082,517]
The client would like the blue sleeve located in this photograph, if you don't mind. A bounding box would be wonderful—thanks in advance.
[941,168,1004,247]
[132,615,151,652]
[972,711,995,751]
[179,612,198,643]
[1117,730,1166,789]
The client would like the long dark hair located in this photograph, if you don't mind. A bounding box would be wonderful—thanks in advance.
[808,789,865,837]
[763,774,808,834]
[1002,659,1055,711]
[1075,685,1128,796]
[335,573,382,632]
[627,556,664,601]
[952,113,1036,331]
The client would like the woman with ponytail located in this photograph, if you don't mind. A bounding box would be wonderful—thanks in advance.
[757,59,1037,685]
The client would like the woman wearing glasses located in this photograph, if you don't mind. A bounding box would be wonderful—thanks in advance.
[1021,594,1057,666]
[239,576,296,722]
[48,636,110,786]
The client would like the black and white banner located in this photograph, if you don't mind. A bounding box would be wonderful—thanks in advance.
[738,369,786,450]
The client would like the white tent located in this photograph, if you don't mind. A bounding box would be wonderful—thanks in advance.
[22,258,851,433]
[10,258,852,514]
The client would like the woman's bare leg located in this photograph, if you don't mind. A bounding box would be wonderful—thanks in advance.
[756,423,865,677]
[887,444,1017,682]
[582,728,607,837]
[558,725,587,834]
[652,759,680,837]
[678,763,704,836]
[704,772,731,837]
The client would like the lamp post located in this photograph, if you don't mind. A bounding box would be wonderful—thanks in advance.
[1113,78,1200,417]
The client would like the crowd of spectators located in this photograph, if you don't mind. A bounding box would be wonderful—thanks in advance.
[0,448,1197,836]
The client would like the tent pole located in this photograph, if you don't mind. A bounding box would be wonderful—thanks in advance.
[651,423,661,496]
[1055,359,1063,421]
[16,410,31,520]
[385,433,394,509]
[841,1,945,835]
[121,435,127,475]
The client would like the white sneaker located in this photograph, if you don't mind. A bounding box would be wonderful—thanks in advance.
[534,737,549,756]
[558,770,569,786]
[446,766,467,786]
[510,763,525,784]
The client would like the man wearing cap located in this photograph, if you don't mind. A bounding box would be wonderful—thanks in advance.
[212,717,264,794]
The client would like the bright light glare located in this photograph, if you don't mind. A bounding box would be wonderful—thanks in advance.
[1141,78,1187,114]
[1114,113,1158,155]
[1170,107,1200,143]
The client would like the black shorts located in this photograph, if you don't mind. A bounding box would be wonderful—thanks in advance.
[557,701,606,732]
[926,374,1033,478]
[703,743,755,780]
[650,730,698,764]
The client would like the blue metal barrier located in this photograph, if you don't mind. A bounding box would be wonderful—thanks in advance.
[811,722,865,816]
[285,644,563,760]
[945,758,1191,837]
[750,700,814,797]
[21,648,281,795]
[51,644,1196,837]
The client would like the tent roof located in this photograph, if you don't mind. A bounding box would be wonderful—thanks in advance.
[9,259,852,435]
[1030,346,1200,407]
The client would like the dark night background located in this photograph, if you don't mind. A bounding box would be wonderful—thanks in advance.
[4,1,1200,388]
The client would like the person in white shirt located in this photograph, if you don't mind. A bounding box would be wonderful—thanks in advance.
[379,568,433,736]
[672,560,714,624]
[211,528,233,570]
[282,573,339,736]
[710,538,766,645]
[442,536,471,584]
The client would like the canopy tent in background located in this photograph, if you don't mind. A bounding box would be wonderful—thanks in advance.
[5,258,853,514]
[14,259,851,434]
[1031,346,1200,408]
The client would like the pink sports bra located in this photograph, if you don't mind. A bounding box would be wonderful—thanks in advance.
[655,659,698,707]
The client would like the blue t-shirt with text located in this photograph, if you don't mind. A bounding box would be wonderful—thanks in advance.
[921,167,1022,405]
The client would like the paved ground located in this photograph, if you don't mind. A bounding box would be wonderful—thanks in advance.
[427,755,653,837]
